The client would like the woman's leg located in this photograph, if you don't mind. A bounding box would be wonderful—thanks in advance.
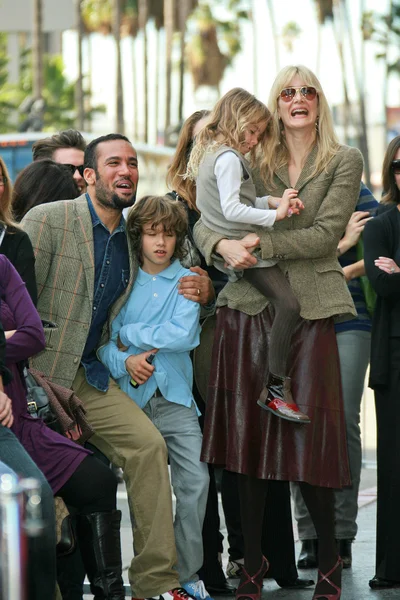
[299,483,341,597]
[236,473,269,598]
[57,455,124,599]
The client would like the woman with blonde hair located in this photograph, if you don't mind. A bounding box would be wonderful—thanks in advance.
[193,65,364,600]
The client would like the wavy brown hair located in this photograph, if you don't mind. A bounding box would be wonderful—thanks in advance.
[0,156,17,228]
[127,195,189,264]
[381,135,400,205]
[166,110,210,212]
[187,88,271,181]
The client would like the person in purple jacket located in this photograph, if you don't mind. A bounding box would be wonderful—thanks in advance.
[0,254,125,599]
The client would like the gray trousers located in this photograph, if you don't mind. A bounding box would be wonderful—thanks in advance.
[291,329,371,540]
[144,396,210,584]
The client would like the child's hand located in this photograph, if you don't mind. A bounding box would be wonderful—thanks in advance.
[117,335,128,351]
[125,349,158,385]
[288,197,304,215]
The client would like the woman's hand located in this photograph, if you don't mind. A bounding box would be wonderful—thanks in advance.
[374,256,400,274]
[178,266,215,305]
[338,211,371,255]
[125,349,158,386]
[0,390,14,428]
[215,234,260,269]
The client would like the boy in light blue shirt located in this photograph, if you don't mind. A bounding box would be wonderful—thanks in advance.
[99,195,211,600]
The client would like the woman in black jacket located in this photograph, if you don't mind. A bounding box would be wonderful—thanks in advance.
[364,135,400,590]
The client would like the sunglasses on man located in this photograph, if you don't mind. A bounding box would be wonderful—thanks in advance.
[279,86,318,102]
[64,164,85,177]
[391,159,400,175]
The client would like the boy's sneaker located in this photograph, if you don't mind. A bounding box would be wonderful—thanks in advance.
[135,587,196,600]
[183,580,214,600]
[226,559,244,579]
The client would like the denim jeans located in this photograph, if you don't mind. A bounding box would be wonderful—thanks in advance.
[291,330,371,540]
[0,425,56,600]
[144,396,210,584]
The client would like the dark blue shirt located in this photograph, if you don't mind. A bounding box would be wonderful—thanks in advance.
[335,183,379,334]
[81,194,130,391]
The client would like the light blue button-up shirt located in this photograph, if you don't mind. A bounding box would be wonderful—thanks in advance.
[98,260,201,411]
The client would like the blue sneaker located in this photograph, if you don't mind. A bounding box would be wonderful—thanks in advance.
[183,580,214,600]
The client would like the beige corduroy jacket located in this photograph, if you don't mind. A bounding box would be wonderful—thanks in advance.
[193,144,364,321]
[22,195,137,388]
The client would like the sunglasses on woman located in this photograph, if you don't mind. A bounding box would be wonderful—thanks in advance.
[279,86,318,102]
[391,159,400,175]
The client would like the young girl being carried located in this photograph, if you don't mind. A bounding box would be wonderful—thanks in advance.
[187,87,310,424]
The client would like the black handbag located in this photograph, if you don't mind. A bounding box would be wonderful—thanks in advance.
[24,368,64,435]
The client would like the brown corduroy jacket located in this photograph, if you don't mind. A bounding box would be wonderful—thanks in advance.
[193,144,364,321]
[22,195,137,388]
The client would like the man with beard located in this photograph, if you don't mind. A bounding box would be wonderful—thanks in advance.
[22,134,212,600]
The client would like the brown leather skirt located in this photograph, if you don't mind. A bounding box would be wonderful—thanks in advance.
[201,306,351,488]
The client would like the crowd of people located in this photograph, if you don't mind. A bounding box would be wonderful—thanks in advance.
[0,63,399,600]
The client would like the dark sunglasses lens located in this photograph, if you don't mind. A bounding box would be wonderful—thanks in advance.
[64,164,84,176]
[280,88,295,102]
[392,160,400,174]
[303,87,317,100]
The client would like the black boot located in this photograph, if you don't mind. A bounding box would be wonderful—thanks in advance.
[297,539,318,569]
[76,510,125,600]
[257,373,311,424]
[337,538,352,569]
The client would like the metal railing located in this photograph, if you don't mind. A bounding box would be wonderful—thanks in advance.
[0,475,43,600]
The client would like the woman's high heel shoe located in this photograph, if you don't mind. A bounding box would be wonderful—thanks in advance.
[313,557,342,599]
[235,556,269,600]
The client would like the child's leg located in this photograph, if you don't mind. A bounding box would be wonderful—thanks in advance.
[147,395,210,586]
[243,265,300,376]
[243,266,310,423]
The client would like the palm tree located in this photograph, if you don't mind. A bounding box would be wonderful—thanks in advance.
[138,0,149,142]
[164,0,175,135]
[340,0,371,187]
[113,0,125,134]
[74,0,85,130]
[32,0,43,103]
[266,0,280,73]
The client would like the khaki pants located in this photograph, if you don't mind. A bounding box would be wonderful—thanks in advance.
[72,368,180,597]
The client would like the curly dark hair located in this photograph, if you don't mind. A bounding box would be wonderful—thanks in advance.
[127,195,188,264]
[32,129,87,161]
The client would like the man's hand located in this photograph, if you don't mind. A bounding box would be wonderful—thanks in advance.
[178,266,215,305]
[216,234,260,270]
[0,390,14,428]
[125,349,157,386]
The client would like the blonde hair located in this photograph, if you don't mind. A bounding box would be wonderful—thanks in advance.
[0,156,17,229]
[187,88,271,180]
[166,110,210,212]
[261,65,340,188]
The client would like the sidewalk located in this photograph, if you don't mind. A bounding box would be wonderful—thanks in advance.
[85,467,390,599]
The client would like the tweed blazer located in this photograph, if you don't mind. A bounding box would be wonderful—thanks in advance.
[22,195,137,387]
[193,144,363,320]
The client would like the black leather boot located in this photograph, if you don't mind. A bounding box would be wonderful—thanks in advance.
[76,510,125,600]
[337,538,352,569]
[257,373,311,424]
[297,539,318,569]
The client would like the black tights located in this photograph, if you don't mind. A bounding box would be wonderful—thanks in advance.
[57,454,118,513]
[237,474,339,597]
[243,266,300,376]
